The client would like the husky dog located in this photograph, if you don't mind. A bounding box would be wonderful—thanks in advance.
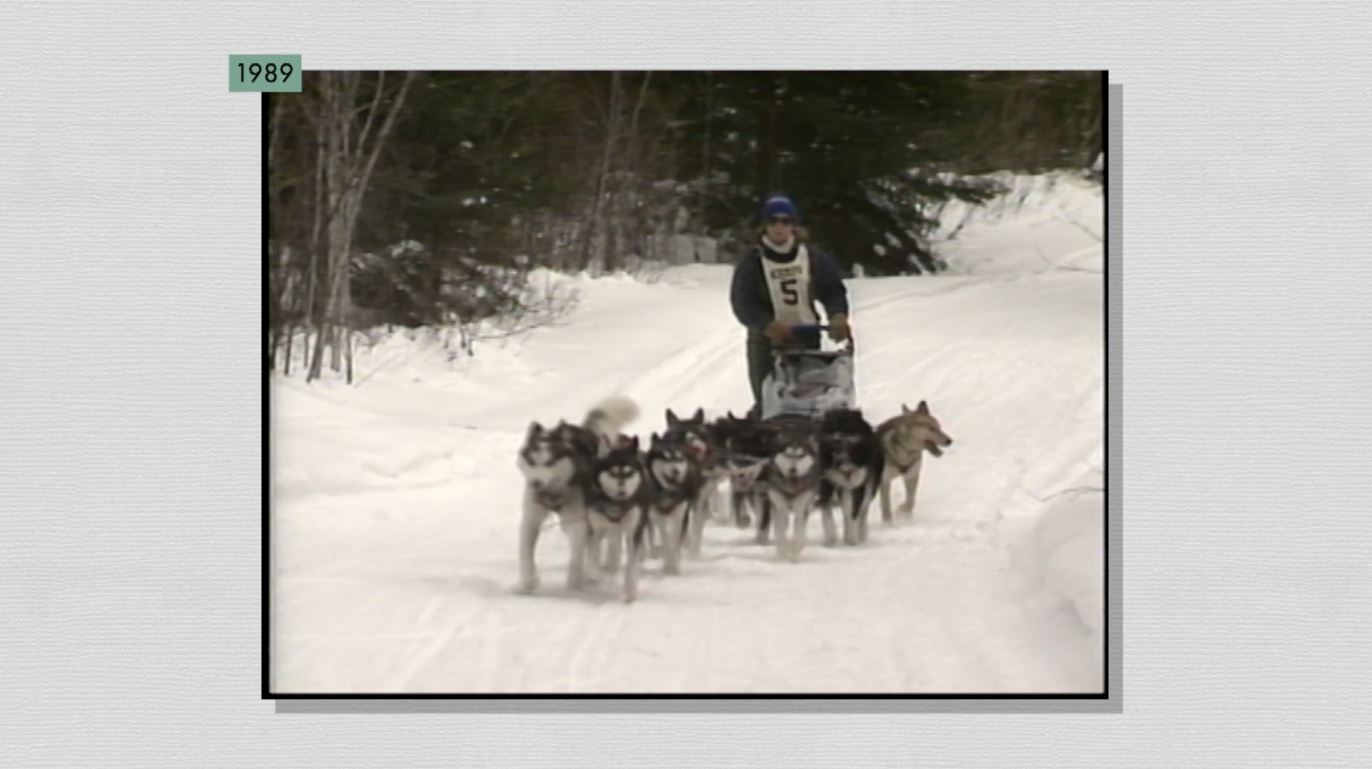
[818,408,884,546]
[712,411,772,530]
[663,407,725,556]
[643,432,701,575]
[515,395,639,595]
[760,414,824,562]
[874,400,953,523]
[585,436,651,603]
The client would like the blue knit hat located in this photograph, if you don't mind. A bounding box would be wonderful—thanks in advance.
[761,194,801,223]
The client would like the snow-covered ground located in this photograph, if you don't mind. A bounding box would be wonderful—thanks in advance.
[269,172,1105,694]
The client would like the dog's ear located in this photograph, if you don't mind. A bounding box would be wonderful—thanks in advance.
[900,403,910,414]
[692,407,704,422]
[630,435,640,451]
[916,400,929,415]
[526,421,542,440]
[665,409,678,427]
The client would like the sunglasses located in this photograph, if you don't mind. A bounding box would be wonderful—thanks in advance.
[768,216,794,225]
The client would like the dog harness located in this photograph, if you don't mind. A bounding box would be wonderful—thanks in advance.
[535,489,569,511]
[766,464,818,501]
[649,481,691,515]
[889,457,920,474]
[595,497,638,522]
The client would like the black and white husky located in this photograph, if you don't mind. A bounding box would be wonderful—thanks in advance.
[643,432,701,575]
[712,411,771,530]
[759,415,824,562]
[515,395,639,595]
[585,436,651,603]
[817,408,884,546]
[663,407,725,556]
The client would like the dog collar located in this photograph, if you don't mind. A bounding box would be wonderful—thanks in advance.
[769,467,815,497]
[652,495,686,513]
[599,497,637,520]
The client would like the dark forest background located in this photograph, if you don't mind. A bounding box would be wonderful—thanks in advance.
[268,71,1102,381]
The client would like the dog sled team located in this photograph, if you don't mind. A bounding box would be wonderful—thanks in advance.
[516,394,953,603]
[516,192,954,602]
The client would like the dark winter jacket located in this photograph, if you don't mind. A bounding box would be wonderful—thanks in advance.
[729,240,850,337]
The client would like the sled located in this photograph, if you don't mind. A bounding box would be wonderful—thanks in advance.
[759,324,856,419]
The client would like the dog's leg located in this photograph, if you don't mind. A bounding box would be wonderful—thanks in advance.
[901,459,923,517]
[663,504,685,576]
[517,506,545,594]
[769,491,789,560]
[623,511,643,603]
[754,490,772,545]
[840,489,858,546]
[879,468,895,525]
[563,518,590,590]
[604,523,623,576]
[820,494,838,547]
[699,480,719,524]
[856,482,874,544]
[732,488,751,528]
[647,514,661,560]
[687,494,709,559]
[583,525,604,586]
[791,494,812,561]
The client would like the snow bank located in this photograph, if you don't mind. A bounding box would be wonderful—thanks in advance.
[931,170,1104,275]
[1024,472,1105,646]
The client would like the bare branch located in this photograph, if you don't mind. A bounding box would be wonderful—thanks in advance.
[354,72,386,167]
[352,72,415,221]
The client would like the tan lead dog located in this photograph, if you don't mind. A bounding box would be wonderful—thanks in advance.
[874,401,953,523]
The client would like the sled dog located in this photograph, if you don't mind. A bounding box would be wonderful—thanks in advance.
[663,407,725,556]
[585,436,651,602]
[759,414,824,561]
[515,395,639,594]
[817,408,884,545]
[643,431,701,575]
[712,411,772,530]
[873,400,952,523]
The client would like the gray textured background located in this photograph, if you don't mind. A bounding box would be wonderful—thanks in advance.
[3,1,1370,766]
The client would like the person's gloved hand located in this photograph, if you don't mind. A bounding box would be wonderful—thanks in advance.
[764,321,793,346]
[828,313,851,342]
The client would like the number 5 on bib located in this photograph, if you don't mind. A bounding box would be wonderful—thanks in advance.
[780,278,799,305]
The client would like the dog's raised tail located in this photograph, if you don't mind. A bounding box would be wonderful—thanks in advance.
[583,394,640,443]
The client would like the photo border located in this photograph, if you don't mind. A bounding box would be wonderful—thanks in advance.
[263,72,1115,706]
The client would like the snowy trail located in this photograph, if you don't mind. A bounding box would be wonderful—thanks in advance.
[270,172,1105,693]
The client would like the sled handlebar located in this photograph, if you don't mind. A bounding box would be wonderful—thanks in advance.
[772,323,855,353]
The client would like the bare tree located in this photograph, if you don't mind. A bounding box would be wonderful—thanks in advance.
[299,71,415,383]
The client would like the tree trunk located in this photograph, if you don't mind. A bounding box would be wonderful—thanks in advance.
[304,70,414,382]
[699,71,713,230]
[581,71,622,273]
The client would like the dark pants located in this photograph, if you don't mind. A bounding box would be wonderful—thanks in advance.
[746,328,821,417]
